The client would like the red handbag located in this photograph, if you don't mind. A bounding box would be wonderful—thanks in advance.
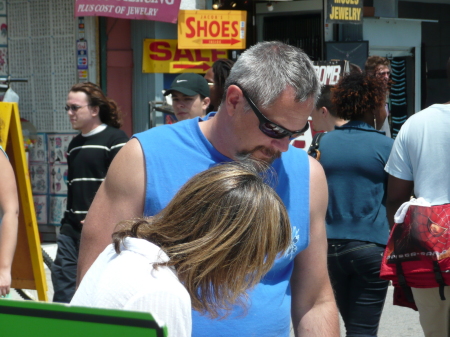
[381,204,450,306]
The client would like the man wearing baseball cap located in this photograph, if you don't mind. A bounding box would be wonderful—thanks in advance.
[164,73,211,121]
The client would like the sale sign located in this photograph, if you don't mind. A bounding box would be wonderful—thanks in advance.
[75,0,181,24]
[178,10,246,50]
[142,39,228,74]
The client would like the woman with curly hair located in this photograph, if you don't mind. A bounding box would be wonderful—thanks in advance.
[317,72,394,336]
[71,161,291,336]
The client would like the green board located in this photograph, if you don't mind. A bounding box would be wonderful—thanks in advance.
[0,299,168,337]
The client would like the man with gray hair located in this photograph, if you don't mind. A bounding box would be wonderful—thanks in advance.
[77,41,339,336]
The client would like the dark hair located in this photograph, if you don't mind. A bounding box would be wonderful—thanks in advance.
[315,85,337,117]
[365,56,390,75]
[212,58,234,111]
[349,63,362,74]
[70,82,123,128]
[112,161,291,319]
[332,72,386,120]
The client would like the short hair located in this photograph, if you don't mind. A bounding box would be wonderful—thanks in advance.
[332,72,386,120]
[365,56,390,75]
[225,41,320,110]
[112,160,291,319]
[70,82,123,128]
[315,85,337,117]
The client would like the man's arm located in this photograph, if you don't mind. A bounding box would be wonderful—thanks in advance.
[77,138,146,285]
[291,157,339,336]
[386,174,414,228]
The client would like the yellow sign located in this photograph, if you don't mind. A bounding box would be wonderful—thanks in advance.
[0,103,48,301]
[326,0,362,24]
[142,39,228,74]
[178,10,246,50]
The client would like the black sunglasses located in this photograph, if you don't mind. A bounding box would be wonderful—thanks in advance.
[65,104,89,113]
[235,84,309,140]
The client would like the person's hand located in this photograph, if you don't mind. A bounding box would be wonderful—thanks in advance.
[0,268,11,297]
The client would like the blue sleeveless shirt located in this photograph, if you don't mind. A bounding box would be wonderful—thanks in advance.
[134,116,310,336]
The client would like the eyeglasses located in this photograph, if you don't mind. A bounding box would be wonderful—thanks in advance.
[376,71,390,77]
[235,84,309,140]
[65,104,89,112]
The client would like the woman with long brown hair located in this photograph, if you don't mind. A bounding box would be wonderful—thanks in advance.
[71,161,291,336]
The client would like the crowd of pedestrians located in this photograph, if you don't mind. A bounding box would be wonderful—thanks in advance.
[1,41,450,337]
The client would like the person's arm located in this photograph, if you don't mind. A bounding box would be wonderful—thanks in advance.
[107,133,129,167]
[386,174,414,229]
[77,138,146,285]
[291,157,339,336]
[0,151,19,296]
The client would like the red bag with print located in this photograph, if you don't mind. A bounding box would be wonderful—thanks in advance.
[381,204,450,306]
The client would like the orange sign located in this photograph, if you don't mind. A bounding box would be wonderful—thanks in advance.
[142,39,228,74]
[178,10,246,50]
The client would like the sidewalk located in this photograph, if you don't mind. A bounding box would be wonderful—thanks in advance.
[10,243,57,301]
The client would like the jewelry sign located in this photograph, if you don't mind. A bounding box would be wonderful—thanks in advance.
[326,0,363,24]
[75,0,182,24]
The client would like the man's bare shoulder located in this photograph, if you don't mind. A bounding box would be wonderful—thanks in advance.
[102,137,145,197]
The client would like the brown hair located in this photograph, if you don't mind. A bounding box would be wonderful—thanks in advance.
[112,161,291,318]
[70,82,123,128]
[364,56,390,75]
[332,72,386,120]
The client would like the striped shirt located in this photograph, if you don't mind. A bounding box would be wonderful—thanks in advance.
[60,125,128,238]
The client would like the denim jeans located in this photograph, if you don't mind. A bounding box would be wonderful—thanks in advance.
[328,240,389,337]
[51,233,80,303]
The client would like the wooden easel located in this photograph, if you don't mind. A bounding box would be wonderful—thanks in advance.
[0,102,47,301]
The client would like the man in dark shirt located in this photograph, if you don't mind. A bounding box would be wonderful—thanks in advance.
[51,82,128,303]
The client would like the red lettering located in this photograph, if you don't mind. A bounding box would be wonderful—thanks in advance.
[173,48,194,62]
[231,21,239,37]
[209,21,220,37]
[211,50,227,61]
[194,50,209,62]
[222,21,230,37]
[149,41,171,61]
[186,17,196,38]
[197,20,208,37]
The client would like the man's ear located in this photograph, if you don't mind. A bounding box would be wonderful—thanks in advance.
[202,97,211,111]
[224,85,242,116]
[321,107,330,118]
[90,105,100,117]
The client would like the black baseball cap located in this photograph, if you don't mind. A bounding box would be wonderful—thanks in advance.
[164,73,210,98]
